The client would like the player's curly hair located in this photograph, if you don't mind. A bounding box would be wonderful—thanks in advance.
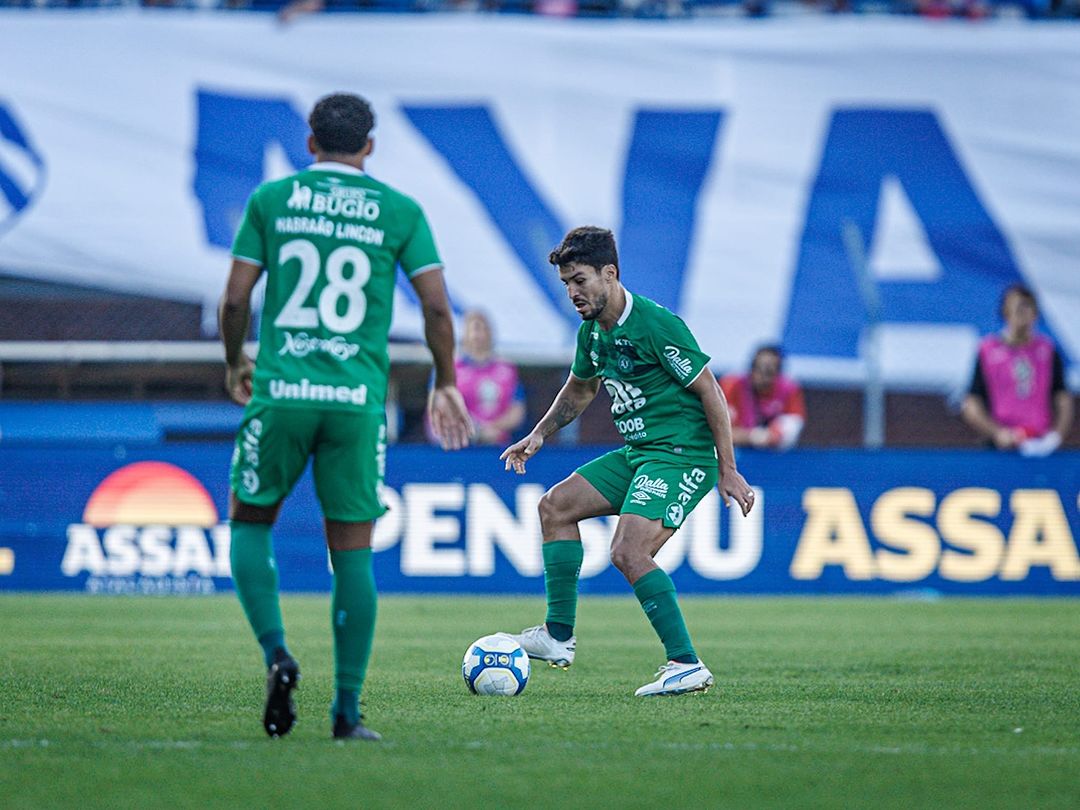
[309,93,375,156]
[549,226,619,275]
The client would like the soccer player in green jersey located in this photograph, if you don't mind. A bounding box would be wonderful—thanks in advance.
[219,93,472,740]
[500,226,755,696]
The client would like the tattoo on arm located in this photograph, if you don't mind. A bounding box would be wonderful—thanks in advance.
[534,383,594,439]
[552,399,579,428]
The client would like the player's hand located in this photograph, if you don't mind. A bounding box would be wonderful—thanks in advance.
[500,432,543,475]
[718,465,755,517]
[225,356,255,405]
[429,385,473,451]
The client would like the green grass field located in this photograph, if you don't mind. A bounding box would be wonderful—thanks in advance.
[2,594,1079,809]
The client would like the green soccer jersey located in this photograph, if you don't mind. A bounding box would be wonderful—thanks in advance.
[570,291,716,461]
[231,162,442,412]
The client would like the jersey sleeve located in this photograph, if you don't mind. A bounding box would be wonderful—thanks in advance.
[231,189,267,267]
[570,324,598,379]
[398,206,443,278]
[649,310,711,387]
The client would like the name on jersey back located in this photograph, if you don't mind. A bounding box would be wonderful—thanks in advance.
[279,179,385,245]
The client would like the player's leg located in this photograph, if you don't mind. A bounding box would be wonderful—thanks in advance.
[228,494,286,665]
[612,458,718,696]
[314,412,387,741]
[228,405,316,736]
[503,450,625,666]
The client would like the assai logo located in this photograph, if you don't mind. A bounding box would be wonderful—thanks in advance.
[62,462,230,594]
[0,103,46,232]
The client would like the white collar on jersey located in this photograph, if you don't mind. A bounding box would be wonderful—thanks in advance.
[616,285,634,326]
[307,161,366,175]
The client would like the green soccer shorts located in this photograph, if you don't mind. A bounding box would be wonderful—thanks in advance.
[230,403,387,522]
[575,447,719,529]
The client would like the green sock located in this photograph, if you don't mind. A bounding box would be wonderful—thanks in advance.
[332,688,360,726]
[229,520,286,667]
[543,540,584,640]
[632,568,697,663]
[330,548,377,713]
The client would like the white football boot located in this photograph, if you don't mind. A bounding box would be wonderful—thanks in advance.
[634,661,714,697]
[498,625,575,669]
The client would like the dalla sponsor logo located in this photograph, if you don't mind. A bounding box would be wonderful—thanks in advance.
[62,462,230,594]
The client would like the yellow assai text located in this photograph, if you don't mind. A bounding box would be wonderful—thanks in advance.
[790,487,1080,582]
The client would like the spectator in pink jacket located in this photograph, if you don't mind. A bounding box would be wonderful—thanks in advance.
[430,310,526,446]
[961,284,1073,456]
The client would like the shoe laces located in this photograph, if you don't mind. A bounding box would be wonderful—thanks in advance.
[653,662,680,678]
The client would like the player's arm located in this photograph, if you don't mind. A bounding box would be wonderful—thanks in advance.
[218,259,262,405]
[500,372,600,474]
[411,268,472,451]
[688,370,755,516]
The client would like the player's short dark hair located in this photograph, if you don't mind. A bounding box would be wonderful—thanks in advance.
[999,283,1037,319]
[752,344,783,371]
[309,93,375,156]
[548,226,619,274]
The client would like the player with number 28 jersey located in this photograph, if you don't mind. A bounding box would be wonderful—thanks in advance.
[220,94,471,744]
[232,163,441,412]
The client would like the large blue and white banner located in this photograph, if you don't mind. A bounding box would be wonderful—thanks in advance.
[1,444,1077,595]
[0,14,1079,388]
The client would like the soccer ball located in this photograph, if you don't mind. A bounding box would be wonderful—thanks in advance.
[462,634,530,696]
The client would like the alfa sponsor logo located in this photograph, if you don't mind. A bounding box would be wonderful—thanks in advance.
[279,332,360,361]
[62,462,230,594]
[234,418,262,496]
[663,346,694,379]
[666,468,707,525]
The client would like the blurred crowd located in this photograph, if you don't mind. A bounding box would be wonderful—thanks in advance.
[3,0,1079,19]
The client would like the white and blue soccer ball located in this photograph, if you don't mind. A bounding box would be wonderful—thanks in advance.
[462,634,530,696]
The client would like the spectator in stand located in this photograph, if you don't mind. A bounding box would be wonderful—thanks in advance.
[719,345,806,451]
[961,284,1073,456]
[441,309,526,445]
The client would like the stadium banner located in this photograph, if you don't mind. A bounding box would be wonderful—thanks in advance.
[1,443,1077,595]
[1,15,1079,389]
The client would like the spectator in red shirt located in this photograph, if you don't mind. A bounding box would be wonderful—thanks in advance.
[719,345,806,450]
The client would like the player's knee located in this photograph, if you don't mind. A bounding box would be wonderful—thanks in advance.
[537,488,571,528]
[229,496,279,525]
[609,541,638,575]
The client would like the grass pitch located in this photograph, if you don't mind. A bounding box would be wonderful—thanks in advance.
[2,594,1079,809]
